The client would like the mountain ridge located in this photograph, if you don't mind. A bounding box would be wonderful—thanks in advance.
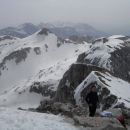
[0,22,109,42]
[0,28,90,108]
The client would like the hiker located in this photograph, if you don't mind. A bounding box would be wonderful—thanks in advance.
[85,85,99,117]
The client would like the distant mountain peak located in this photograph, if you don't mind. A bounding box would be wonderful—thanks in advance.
[37,28,51,36]
[0,22,109,40]
[0,35,17,41]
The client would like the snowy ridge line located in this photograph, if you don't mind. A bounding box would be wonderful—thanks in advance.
[75,62,109,70]
[80,36,127,71]
[74,71,130,108]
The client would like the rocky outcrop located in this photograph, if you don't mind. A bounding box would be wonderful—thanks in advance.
[69,35,93,43]
[92,37,109,44]
[0,47,31,75]
[37,101,89,117]
[30,81,57,99]
[54,63,107,104]
[34,47,41,55]
[73,116,125,130]
[38,28,51,35]
[122,109,130,119]
[37,101,126,130]
[110,44,130,82]
[53,62,130,110]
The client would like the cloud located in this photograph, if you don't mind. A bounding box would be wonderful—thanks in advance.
[0,0,129,34]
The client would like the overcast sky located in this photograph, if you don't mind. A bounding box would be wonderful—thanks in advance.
[0,0,129,34]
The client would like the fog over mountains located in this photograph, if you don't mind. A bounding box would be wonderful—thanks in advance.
[0,22,109,42]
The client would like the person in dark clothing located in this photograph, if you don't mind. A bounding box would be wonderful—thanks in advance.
[85,85,99,117]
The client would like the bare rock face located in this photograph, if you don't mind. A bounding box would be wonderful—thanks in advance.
[54,63,106,104]
[38,28,51,35]
[110,44,130,82]
[30,81,57,98]
[123,109,130,119]
[69,35,94,43]
[0,47,31,76]
[73,116,125,130]
[92,37,109,44]
[37,101,89,117]
[101,94,117,110]
[34,47,41,55]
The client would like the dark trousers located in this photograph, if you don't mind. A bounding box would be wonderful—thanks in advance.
[89,105,97,117]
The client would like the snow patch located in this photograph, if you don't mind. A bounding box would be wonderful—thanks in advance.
[109,35,126,39]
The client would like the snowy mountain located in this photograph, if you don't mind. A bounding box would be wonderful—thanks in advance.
[0,28,90,108]
[0,22,108,42]
[0,23,38,38]
[55,35,130,109]
[0,28,130,130]
[77,35,130,82]
[0,28,130,110]
[39,22,109,40]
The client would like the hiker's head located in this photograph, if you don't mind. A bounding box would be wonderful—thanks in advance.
[91,85,97,92]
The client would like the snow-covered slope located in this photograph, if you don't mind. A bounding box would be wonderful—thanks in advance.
[54,35,130,109]
[78,36,125,70]
[77,35,130,82]
[0,29,90,108]
[75,35,130,108]
[0,107,79,130]
[1,33,130,110]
